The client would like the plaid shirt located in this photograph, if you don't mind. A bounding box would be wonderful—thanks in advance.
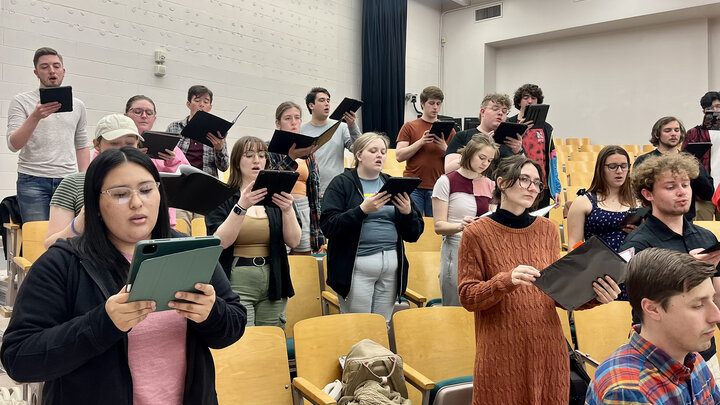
[166,118,229,177]
[268,152,325,251]
[586,325,720,405]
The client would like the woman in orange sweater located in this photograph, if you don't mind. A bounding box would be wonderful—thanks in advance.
[458,155,620,404]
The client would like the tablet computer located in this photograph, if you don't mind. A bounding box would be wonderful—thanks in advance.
[39,86,73,112]
[251,170,300,207]
[329,97,363,121]
[523,104,549,129]
[127,236,223,311]
[618,207,649,229]
[429,121,455,139]
[493,122,527,144]
[141,131,182,159]
[378,177,422,202]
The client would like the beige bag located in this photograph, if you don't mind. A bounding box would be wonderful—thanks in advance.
[338,339,411,405]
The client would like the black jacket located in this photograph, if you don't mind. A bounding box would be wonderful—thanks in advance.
[205,191,296,300]
[0,237,247,405]
[320,169,424,298]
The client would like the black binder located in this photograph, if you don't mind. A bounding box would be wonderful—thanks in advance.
[180,106,246,147]
[329,97,363,121]
[160,165,237,215]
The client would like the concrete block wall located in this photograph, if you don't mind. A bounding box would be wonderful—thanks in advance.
[0,0,364,200]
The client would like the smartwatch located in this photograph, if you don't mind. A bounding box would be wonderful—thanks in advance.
[233,203,248,216]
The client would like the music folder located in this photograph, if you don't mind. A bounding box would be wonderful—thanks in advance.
[160,165,237,215]
[180,106,247,147]
[267,122,342,156]
[329,97,363,121]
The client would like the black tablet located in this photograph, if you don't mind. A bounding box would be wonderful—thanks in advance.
[429,121,455,139]
[39,86,73,112]
[329,97,363,121]
[683,142,712,160]
[523,104,549,129]
[378,177,422,202]
[141,131,182,159]
[700,242,720,255]
[493,122,527,144]
[251,170,300,207]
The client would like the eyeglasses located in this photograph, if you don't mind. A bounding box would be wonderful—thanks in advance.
[243,151,268,159]
[128,108,155,117]
[518,176,544,192]
[488,106,509,115]
[604,163,629,171]
[101,182,159,204]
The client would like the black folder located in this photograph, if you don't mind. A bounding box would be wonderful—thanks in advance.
[160,165,236,215]
[683,142,712,160]
[329,97,363,121]
[523,104,550,129]
[378,177,422,202]
[39,86,73,112]
[493,122,527,144]
[267,122,342,156]
[180,107,246,147]
[141,131,182,159]
[533,236,627,311]
[251,170,300,207]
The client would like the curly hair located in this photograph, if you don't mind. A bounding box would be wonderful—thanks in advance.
[630,153,699,207]
[513,84,544,110]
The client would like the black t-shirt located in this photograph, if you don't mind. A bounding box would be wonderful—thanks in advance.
[444,127,515,157]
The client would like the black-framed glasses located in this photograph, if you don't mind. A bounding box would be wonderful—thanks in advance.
[518,176,544,192]
[100,182,160,204]
[604,163,629,171]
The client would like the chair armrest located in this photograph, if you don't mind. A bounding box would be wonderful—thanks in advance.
[575,350,599,368]
[403,363,435,391]
[403,288,427,307]
[3,223,19,230]
[321,290,339,309]
[12,257,32,272]
[292,377,337,405]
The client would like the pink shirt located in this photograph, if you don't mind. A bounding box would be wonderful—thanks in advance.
[122,252,188,405]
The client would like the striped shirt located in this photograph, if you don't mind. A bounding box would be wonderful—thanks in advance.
[586,326,720,404]
[166,117,229,178]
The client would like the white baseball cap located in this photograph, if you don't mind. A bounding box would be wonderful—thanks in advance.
[95,114,144,141]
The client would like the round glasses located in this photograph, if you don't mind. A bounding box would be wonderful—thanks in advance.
[518,176,544,192]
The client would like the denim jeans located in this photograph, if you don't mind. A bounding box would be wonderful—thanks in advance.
[339,249,398,322]
[16,173,63,222]
[410,188,433,217]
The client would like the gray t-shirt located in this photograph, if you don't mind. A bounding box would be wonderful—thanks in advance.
[300,120,361,196]
[7,89,88,178]
[357,176,398,256]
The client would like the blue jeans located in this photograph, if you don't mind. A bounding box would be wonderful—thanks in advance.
[340,249,398,322]
[410,188,433,217]
[16,173,63,222]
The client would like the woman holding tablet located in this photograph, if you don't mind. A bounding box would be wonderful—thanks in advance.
[206,136,301,328]
[267,101,324,254]
[320,132,424,322]
[431,133,497,306]
[1,147,246,404]
[458,155,620,404]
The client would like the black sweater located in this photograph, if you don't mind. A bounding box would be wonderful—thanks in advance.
[320,168,424,298]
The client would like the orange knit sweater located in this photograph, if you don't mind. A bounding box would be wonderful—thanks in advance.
[458,216,566,405]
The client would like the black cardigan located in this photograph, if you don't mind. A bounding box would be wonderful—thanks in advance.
[205,191,296,300]
[320,168,424,298]
[0,237,246,405]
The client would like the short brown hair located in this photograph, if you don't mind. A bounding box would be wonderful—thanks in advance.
[492,154,544,208]
[458,133,498,176]
[627,248,716,323]
[631,153,699,207]
[227,136,269,190]
[275,101,302,121]
[33,47,63,68]
[649,116,686,147]
[420,86,444,104]
[513,84,544,110]
[187,85,213,104]
[480,93,511,112]
[351,132,389,168]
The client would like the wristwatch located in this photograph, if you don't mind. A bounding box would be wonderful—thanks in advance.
[233,203,248,216]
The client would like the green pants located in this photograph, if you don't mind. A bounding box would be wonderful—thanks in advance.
[230,260,287,329]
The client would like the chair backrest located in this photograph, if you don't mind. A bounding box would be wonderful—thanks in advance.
[568,172,594,188]
[392,307,475,383]
[286,256,323,338]
[568,151,598,162]
[405,217,442,252]
[695,221,720,239]
[385,149,406,177]
[405,251,442,303]
[579,144,606,153]
[564,186,585,203]
[191,218,207,237]
[564,161,594,174]
[556,307,573,343]
[175,218,189,234]
[212,326,293,405]
[573,301,632,377]
[293,313,389,390]
[564,138,590,147]
[22,221,49,263]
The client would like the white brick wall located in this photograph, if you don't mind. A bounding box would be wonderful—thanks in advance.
[0,0,366,200]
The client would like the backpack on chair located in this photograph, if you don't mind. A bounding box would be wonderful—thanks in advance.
[339,339,411,405]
